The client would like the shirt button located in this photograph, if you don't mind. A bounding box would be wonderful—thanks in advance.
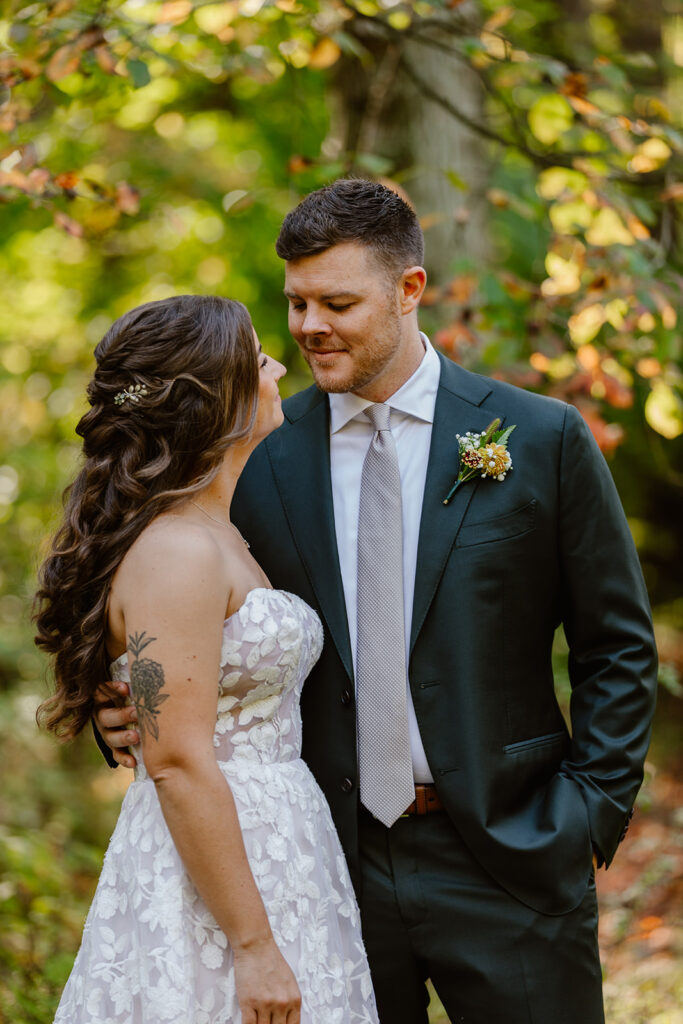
[341,689,352,705]
[341,777,354,793]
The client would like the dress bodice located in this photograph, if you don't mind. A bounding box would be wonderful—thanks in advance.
[111,588,323,776]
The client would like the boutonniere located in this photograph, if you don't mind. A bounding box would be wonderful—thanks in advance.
[443,418,516,505]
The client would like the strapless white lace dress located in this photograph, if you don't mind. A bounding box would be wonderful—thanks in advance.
[54,588,378,1023]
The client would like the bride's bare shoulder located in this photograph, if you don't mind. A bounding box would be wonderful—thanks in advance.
[112,514,227,603]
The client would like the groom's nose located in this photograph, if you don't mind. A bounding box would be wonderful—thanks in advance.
[301,305,332,337]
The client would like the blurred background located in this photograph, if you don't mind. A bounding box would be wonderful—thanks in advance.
[0,1,681,1021]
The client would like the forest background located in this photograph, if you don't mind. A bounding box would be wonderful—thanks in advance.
[0,1,681,1021]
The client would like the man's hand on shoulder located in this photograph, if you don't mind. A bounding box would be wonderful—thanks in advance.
[94,681,139,769]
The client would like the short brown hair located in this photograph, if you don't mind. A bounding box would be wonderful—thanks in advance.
[276,178,424,278]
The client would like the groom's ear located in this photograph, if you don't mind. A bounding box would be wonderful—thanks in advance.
[399,266,427,315]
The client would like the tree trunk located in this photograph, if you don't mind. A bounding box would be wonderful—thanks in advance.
[327,7,490,287]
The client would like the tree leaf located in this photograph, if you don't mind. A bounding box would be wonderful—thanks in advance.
[308,38,341,70]
[46,44,81,82]
[528,94,574,145]
[126,59,151,89]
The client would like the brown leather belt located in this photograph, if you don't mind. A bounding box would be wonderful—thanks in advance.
[401,783,443,816]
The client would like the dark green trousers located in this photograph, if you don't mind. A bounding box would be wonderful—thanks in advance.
[357,807,604,1024]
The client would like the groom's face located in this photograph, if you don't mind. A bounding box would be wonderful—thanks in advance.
[284,241,408,398]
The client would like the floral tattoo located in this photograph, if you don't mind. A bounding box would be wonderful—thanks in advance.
[127,632,169,741]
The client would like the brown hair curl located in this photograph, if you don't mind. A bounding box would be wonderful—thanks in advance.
[34,294,258,740]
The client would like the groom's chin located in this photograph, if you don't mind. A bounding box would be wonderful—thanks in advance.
[307,367,352,394]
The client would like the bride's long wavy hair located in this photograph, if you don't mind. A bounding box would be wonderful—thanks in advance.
[34,294,259,740]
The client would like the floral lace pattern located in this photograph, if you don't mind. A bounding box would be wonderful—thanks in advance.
[55,589,378,1023]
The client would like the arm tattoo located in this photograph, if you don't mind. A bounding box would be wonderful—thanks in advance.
[127,631,169,741]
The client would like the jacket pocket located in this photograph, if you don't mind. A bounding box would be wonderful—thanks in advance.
[457,499,537,548]
[504,730,567,755]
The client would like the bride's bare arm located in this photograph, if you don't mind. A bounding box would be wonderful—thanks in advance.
[116,522,300,1024]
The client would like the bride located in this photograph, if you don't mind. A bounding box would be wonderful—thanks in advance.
[34,294,378,1024]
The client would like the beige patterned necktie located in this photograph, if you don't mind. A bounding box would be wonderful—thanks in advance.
[356,404,415,827]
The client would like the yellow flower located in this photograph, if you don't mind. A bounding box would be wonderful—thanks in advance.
[481,443,511,478]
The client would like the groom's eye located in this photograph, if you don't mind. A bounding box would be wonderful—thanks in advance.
[328,303,352,312]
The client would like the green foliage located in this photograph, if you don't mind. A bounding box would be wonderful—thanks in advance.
[420,1,682,456]
[0,0,335,691]
[0,2,680,1016]
[0,689,125,1021]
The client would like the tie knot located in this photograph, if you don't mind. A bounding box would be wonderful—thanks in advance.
[364,403,391,432]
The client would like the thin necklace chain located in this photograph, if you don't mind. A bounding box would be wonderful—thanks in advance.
[189,500,250,548]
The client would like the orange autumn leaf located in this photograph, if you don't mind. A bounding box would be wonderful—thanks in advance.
[95,45,118,75]
[419,286,442,307]
[0,169,31,190]
[158,0,192,25]
[287,155,313,174]
[636,358,662,378]
[446,274,477,303]
[560,72,588,99]
[435,322,477,358]
[55,171,79,190]
[602,373,633,409]
[575,404,624,453]
[46,43,81,82]
[500,272,537,300]
[0,165,48,195]
[483,6,513,32]
[576,344,600,372]
[636,915,663,936]
[0,55,42,85]
[308,38,341,70]
[625,214,650,240]
[530,352,550,372]
[487,188,510,209]
[50,0,78,14]
[568,95,601,117]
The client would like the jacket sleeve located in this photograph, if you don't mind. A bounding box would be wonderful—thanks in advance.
[557,403,657,866]
[92,720,119,769]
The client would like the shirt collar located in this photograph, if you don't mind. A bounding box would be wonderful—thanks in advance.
[329,333,440,434]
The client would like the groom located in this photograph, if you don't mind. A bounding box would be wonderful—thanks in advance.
[98,179,657,1022]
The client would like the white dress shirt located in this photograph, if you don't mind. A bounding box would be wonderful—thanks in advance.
[329,333,440,783]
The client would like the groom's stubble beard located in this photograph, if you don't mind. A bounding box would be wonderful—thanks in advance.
[302,297,404,397]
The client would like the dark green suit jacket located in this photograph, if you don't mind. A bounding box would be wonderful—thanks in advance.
[232,353,658,916]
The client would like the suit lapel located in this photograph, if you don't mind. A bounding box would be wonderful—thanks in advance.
[410,356,503,654]
[266,388,354,681]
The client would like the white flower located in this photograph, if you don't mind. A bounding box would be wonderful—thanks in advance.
[147,984,188,1020]
[111,972,135,1013]
[278,910,300,943]
[200,942,224,970]
[265,833,289,862]
[95,887,119,920]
